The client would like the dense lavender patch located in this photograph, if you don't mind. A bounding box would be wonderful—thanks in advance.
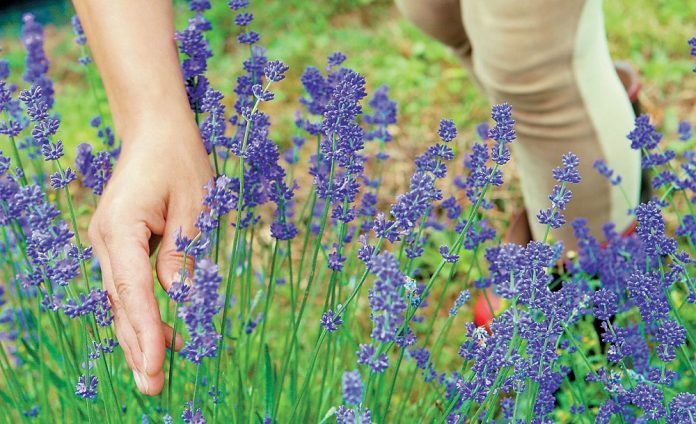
[0,2,693,423]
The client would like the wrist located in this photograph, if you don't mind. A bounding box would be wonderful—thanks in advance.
[117,103,200,146]
[118,116,204,159]
[109,74,197,138]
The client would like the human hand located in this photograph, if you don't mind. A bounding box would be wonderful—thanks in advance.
[88,122,213,395]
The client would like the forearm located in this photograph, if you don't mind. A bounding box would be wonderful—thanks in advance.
[71,0,195,146]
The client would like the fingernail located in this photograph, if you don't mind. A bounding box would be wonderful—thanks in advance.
[172,272,182,283]
[142,354,149,375]
[133,371,149,393]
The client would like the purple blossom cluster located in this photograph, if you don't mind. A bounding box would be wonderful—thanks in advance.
[178,259,223,364]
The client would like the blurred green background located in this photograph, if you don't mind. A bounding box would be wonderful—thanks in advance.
[0,0,694,198]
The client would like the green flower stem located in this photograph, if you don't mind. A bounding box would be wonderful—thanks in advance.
[380,347,405,422]
[213,79,275,424]
[314,336,334,420]
[668,253,696,294]
[561,377,590,424]
[423,251,479,370]
[372,367,389,416]
[294,162,500,422]
[394,363,419,422]
[166,233,199,413]
[313,213,351,417]
[541,181,567,244]
[36,294,50,422]
[271,242,298,417]
[295,135,322,282]
[569,359,593,422]
[658,259,696,348]
[52,161,111,420]
[3,332,34,418]
[213,159,247,424]
[84,315,122,423]
[1,228,36,349]
[192,363,201,409]
[471,317,521,421]
[166,303,180,413]
[81,320,94,424]
[641,146,696,253]
[248,240,280,409]
[438,371,473,422]
[287,331,327,421]
[563,328,600,380]
[652,145,696,219]
[524,326,555,423]
[274,132,338,415]
[0,341,31,423]
[55,160,91,290]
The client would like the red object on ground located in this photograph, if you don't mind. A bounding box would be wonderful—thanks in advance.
[473,288,501,330]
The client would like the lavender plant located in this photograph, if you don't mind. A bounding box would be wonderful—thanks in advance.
[0,3,694,423]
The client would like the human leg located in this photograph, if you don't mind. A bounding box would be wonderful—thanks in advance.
[461,0,640,245]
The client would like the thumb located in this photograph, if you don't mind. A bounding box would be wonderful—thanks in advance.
[156,213,197,295]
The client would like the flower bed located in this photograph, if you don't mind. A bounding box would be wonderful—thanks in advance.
[0,1,695,423]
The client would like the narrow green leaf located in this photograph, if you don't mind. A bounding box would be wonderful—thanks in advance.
[263,344,273,417]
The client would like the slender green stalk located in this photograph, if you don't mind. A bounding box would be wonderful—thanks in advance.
[273,133,338,414]
[380,348,405,422]
[212,79,274,424]
[248,241,280,407]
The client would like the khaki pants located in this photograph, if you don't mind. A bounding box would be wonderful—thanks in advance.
[396,0,641,245]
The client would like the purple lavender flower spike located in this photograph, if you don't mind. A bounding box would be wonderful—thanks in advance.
[667,392,696,423]
[336,406,371,424]
[70,15,87,46]
[655,319,686,362]
[364,85,397,143]
[488,103,516,165]
[49,168,77,190]
[448,289,471,317]
[235,12,254,27]
[678,120,692,141]
[320,310,343,332]
[327,52,347,68]
[635,201,677,257]
[179,259,223,364]
[264,60,289,82]
[592,289,618,321]
[341,370,363,406]
[228,0,249,10]
[628,114,662,151]
[593,159,622,185]
[75,374,98,399]
[21,14,54,107]
[182,401,206,423]
[0,60,9,79]
[438,119,457,142]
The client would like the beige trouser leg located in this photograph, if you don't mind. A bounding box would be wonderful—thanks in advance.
[396,0,641,245]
